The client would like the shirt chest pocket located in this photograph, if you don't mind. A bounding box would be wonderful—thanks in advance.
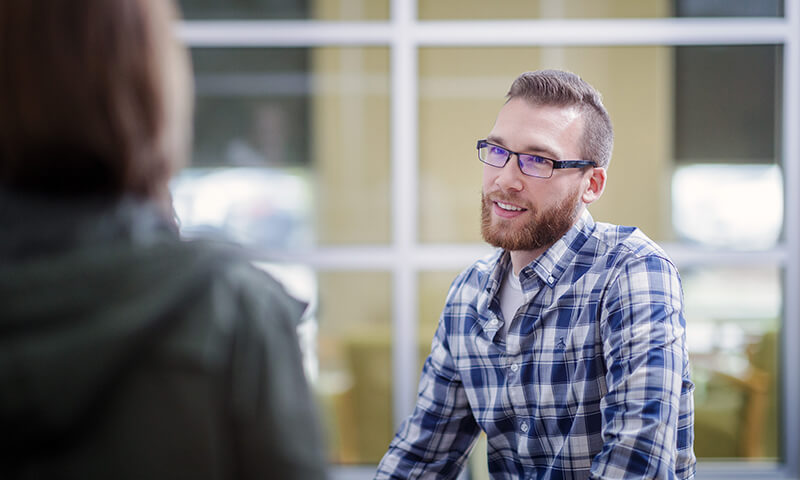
[523,338,607,417]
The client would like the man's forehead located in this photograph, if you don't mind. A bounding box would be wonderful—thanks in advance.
[490,100,584,155]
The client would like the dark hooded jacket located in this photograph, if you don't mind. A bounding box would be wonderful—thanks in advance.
[0,191,327,479]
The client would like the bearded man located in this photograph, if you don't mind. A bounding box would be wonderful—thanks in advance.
[375,69,695,480]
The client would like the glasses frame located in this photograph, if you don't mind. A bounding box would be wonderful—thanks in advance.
[476,139,597,178]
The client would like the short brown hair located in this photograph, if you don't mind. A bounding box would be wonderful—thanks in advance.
[0,0,192,201]
[507,70,613,168]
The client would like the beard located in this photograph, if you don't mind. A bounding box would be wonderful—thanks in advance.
[480,186,582,252]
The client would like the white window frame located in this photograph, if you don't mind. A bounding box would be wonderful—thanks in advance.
[179,1,800,478]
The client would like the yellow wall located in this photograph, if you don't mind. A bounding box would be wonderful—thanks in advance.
[310,47,392,244]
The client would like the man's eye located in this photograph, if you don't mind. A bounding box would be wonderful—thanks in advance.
[490,146,506,156]
[521,155,548,165]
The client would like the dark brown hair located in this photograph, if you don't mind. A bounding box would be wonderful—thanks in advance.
[507,70,613,168]
[0,0,192,201]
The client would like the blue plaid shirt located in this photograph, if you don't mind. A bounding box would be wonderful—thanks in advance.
[376,211,695,479]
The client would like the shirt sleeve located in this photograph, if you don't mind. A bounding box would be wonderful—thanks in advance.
[591,254,695,479]
[374,296,481,479]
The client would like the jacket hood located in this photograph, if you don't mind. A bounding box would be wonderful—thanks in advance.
[0,192,221,453]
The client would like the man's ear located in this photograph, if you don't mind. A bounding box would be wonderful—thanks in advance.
[582,167,606,205]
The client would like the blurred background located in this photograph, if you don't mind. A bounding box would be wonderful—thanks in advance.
[171,0,799,478]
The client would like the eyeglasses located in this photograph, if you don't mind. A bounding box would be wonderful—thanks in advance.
[477,139,596,179]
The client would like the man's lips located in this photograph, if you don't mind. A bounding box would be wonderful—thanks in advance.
[491,199,528,218]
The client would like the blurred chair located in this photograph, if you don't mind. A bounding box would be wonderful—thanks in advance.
[317,329,431,464]
[694,330,778,459]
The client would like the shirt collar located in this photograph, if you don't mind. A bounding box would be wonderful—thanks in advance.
[518,209,596,291]
[482,249,509,305]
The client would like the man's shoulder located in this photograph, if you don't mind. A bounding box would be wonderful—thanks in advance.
[153,239,306,329]
[473,248,505,273]
[459,248,503,281]
[588,220,672,263]
[444,249,503,299]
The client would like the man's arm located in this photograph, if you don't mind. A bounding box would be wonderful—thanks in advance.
[375,316,481,479]
[592,254,695,479]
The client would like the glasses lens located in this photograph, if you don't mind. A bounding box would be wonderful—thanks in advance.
[478,142,509,167]
[518,154,553,178]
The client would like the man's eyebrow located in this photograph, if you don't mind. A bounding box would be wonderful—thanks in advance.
[486,134,504,145]
[485,135,559,160]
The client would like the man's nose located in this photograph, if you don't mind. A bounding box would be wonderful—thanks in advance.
[494,155,524,191]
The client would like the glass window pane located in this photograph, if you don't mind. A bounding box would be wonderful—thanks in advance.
[315,271,392,465]
[418,0,782,20]
[684,266,781,460]
[179,0,389,20]
[418,45,783,249]
[172,47,390,248]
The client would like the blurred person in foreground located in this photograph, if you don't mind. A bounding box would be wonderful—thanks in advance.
[0,1,326,478]
[376,70,695,479]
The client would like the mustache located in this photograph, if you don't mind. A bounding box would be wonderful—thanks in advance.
[483,191,531,210]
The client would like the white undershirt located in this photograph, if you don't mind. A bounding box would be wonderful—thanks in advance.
[497,266,525,340]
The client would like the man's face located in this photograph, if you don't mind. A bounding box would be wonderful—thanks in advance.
[480,98,590,253]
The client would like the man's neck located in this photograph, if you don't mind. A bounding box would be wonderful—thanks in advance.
[509,248,546,277]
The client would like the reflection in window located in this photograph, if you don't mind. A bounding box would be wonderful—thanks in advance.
[191,48,310,169]
[684,266,781,460]
[180,47,391,248]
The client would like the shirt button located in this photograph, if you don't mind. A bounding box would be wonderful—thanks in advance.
[520,422,529,433]
[510,363,519,372]
[489,319,499,326]
[547,275,555,283]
